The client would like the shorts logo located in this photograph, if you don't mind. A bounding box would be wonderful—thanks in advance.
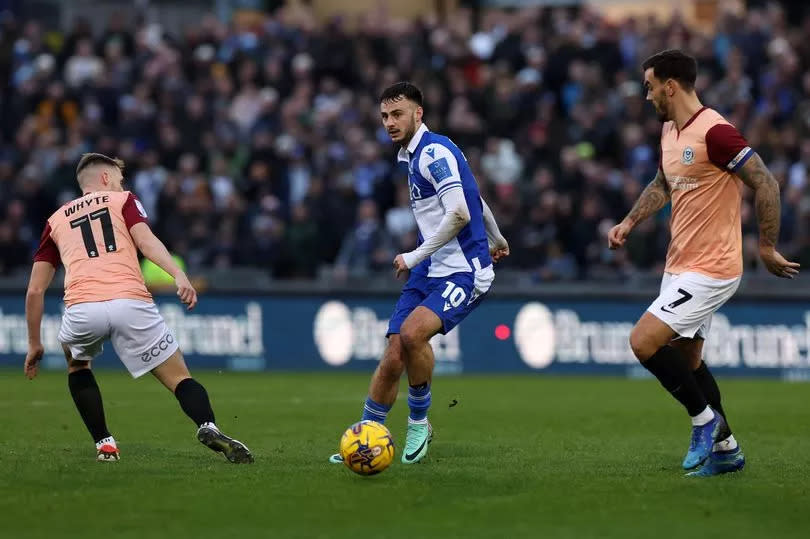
[140,333,175,363]
[660,288,693,314]
[681,146,695,165]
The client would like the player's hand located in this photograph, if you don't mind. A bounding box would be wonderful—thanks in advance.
[393,254,409,279]
[608,220,633,250]
[759,247,800,279]
[489,236,510,263]
[24,343,44,380]
[175,272,198,310]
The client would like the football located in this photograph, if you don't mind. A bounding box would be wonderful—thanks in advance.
[338,420,395,476]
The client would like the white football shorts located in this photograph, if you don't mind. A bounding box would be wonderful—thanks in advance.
[58,299,178,378]
[647,271,741,339]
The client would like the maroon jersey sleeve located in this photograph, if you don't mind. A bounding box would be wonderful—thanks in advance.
[121,192,149,229]
[33,223,61,267]
[706,123,754,172]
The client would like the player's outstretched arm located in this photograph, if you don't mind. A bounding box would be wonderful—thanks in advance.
[480,196,509,263]
[24,261,56,379]
[130,222,198,309]
[608,168,670,249]
[395,188,471,276]
[736,153,800,278]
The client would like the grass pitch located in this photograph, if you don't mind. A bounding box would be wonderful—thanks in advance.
[1,371,808,538]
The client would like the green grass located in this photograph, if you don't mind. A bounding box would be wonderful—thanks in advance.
[1,371,808,538]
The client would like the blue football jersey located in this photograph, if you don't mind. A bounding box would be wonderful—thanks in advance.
[396,124,492,278]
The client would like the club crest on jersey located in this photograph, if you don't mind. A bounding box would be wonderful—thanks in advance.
[681,146,695,165]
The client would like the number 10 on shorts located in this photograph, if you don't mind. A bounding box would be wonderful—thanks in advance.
[442,281,466,311]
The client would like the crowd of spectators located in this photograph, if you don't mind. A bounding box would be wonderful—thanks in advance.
[2,2,810,282]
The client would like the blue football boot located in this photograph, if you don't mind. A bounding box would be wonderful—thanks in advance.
[686,446,745,477]
[683,412,727,470]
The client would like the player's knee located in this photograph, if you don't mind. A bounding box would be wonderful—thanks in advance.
[629,329,656,362]
[399,325,428,352]
[399,328,417,351]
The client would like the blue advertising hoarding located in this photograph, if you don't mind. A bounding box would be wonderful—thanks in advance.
[1,293,809,379]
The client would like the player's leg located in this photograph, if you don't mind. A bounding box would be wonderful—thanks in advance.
[673,338,745,477]
[108,299,252,463]
[358,283,427,427]
[396,271,490,465]
[634,272,739,470]
[363,335,406,422]
[674,325,745,479]
[629,313,726,469]
[398,306,442,464]
[149,349,214,426]
[629,312,713,417]
[400,307,440,416]
[149,349,253,463]
[671,338,731,434]
[330,283,423,464]
[328,336,406,464]
[63,345,119,461]
[58,301,118,461]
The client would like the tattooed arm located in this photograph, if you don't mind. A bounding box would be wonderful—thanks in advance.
[624,168,670,226]
[736,153,800,278]
[607,168,669,249]
[736,153,780,249]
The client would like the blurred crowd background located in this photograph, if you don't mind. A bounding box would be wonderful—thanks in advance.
[2,0,810,283]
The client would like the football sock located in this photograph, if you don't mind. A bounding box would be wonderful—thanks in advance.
[407,382,431,422]
[95,436,117,449]
[691,405,714,426]
[693,360,731,431]
[714,434,738,452]
[361,397,391,424]
[68,369,112,444]
[643,346,709,417]
[174,378,216,427]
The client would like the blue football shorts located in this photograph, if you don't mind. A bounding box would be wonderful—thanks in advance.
[387,271,488,336]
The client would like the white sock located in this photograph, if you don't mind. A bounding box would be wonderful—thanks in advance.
[713,434,738,452]
[199,421,219,431]
[407,417,428,426]
[690,406,715,426]
[95,436,116,449]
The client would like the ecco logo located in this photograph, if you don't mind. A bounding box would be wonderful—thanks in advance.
[140,333,175,362]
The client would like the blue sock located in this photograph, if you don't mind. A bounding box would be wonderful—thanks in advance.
[361,397,391,424]
[408,382,431,421]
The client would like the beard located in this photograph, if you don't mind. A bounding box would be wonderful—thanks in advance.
[654,101,670,122]
[401,119,417,143]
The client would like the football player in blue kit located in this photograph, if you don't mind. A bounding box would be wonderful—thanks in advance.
[330,82,509,465]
